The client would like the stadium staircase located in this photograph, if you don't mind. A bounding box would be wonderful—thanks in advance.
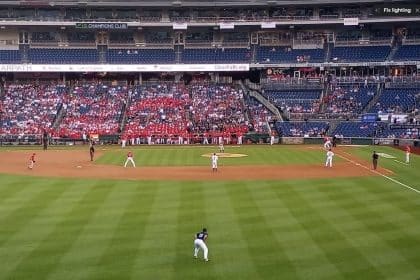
[19,44,29,63]
[52,84,74,130]
[52,103,66,130]
[118,88,132,133]
[318,83,330,113]
[386,45,399,61]
[362,82,383,113]
[324,43,333,62]
[241,81,283,121]
[326,120,340,136]
[175,45,183,64]
[98,45,107,63]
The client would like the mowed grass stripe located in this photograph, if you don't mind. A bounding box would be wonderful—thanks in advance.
[45,182,118,280]
[172,183,216,280]
[0,176,28,201]
[45,182,129,279]
[343,178,420,271]
[0,180,48,221]
[277,181,385,279]
[312,180,419,278]
[90,183,158,280]
[0,181,66,248]
[0,181,77,279]
[227,181,299,279]
[247,181,342,280]
[201,182,260,280]
[2,182,93,279]
[131,182,180,279]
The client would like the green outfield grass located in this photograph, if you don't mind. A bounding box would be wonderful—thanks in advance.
[95,145,338,166]
[0,145,419,280]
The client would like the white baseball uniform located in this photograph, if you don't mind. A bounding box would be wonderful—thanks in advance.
[124,152,136,167]
[211,154,218,171]
[324,140,332,150]
[219,143,224,153]
[325,150,334,167]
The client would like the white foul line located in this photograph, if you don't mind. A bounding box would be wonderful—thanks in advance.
[393,159,409,166]
[335,152,420,195]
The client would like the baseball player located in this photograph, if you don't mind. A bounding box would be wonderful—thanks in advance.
[405,145,411,164]
[270,133,275,145]
[325,149,334,168]
[211,153,218,172]
[124,151,136,168]
[28,153,36,169]
[372,151,379,170]
[193,228,209,262]
[89,141,95,162]
[121,137,127,148]
[203,133,209,145]
[219,142,224,153]
[237,133,243,145]
[324,137,332,150]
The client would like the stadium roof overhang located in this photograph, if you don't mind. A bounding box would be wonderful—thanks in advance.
[0,0,414,7]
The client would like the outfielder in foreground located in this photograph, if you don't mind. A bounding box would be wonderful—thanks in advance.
[194,228,209,262]
[124,151,136,167]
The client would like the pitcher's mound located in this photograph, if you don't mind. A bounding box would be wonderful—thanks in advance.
[201,153,248,158]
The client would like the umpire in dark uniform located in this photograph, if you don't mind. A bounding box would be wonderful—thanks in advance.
[372,151,379,170]
[42,130,48,150]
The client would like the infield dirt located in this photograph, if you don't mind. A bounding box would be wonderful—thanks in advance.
[0,147,392,181]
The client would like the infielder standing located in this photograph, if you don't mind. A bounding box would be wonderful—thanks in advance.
[124,151,136,167]
[28,153,36,169]
[325,149,334,168]
[218,142,224,153]
[194,228,209,262]
[405,145,411,164]
[324,138,332,150]
[211,153,218,172]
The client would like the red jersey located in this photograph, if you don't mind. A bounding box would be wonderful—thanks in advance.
[30,154,36,161]
[406,146,411,153]
[127,152,133,158]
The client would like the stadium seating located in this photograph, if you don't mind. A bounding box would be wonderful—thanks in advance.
[377,127,419,139]
[275,121,329,137]
[107,49,175,64]
[0,50,21,63]
[1,83,68,135]
[58,83,127,138]
[393,45,420,61]
[324,85,376,115]
[331,46,390,62]
[124,83,190,139]
[29,48,99,64]
[369,88,418,113]
[257,46,325,63]
[244,96,275,133]
[189,83,248,135]
[182,48,251,63]
[332,121,386,137]
[262,89,321,114]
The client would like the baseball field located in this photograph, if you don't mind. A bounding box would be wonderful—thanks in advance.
[0,144,418,279]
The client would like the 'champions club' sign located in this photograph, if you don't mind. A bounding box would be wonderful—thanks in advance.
[75,23,128,30]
